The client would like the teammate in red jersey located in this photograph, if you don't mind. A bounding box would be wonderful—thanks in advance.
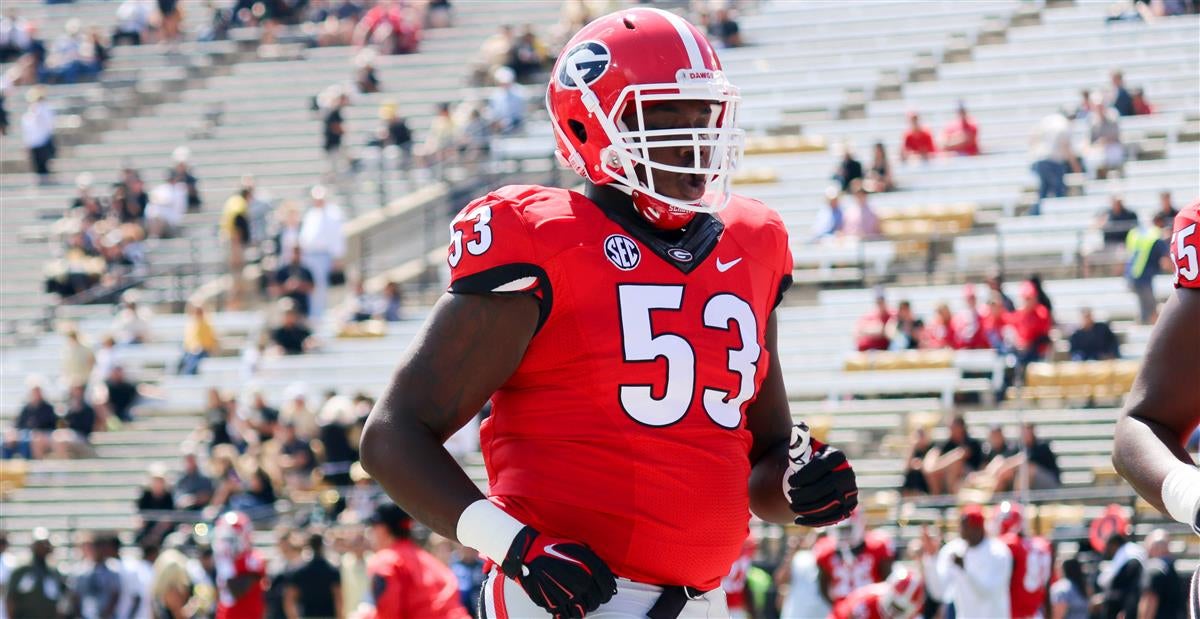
[814,510,895,607]
[212,511,266,619]
[993,501,1053,619]
[359,7,858,618]
[1113,200,1200,618]
[830,566,924,619]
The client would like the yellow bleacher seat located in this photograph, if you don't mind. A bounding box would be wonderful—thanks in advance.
[732,168,779,185]
[0,459,28,497]
[743,134,826,155]
[336,320,387,338]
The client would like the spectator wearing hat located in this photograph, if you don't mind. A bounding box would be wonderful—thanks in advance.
[810,186,844,242]
[901,111,936,163]
[942,102,980,156]
[1028,110,1080,215]
[112,293,152,345]
[488,66,525,135]
[21,86,55,185]
[357,503,470,619]
[354,49,380,94]
[919,505,1013,619]
[6,529,68,619]
[298,185,345,319]
[136,463,175,544]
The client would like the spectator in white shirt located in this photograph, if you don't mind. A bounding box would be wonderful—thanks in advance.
[298,185,346,319]
[920,505,1013,619]
[113,0,151,46]
[21,86,55,185]
[488,66,525,134]
[145,181,185,238]
[1029,109,1081,215]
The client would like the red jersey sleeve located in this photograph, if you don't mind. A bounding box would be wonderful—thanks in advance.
[1170,202,1200,289]
[773,212,795,308]
[446,190,553,330]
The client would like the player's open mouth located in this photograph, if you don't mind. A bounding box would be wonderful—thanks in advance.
[679,173,707,200]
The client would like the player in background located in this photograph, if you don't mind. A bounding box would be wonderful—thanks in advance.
[1112,200,1200,618]
[993,501,1053,619]
[724,537,757,619]
[814,510,895,607]
[212,511,265,619]
[830,566,925,619]
[359,7,858,618]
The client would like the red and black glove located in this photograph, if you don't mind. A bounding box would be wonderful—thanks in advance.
[785,422,859,527]
[500,526,617,618]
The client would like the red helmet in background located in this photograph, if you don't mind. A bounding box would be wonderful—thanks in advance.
[545,7,745,229]
[881,566,925,619]
[213,510,254,559]
[995,500,1025,536]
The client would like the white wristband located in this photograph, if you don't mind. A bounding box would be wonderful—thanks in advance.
[1161,466,1200,534]
[456,499,527,562]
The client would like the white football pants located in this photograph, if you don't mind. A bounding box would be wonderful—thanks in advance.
[479,569,729,619]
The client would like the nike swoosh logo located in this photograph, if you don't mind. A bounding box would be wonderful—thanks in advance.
[715,257,742,272]
[543,544,583,566]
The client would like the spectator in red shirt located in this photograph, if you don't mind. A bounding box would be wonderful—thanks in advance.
[353,0,419,54]
[922,302,960,349]
[360,502,469,619]
[1130,87,1154,115]
[901,111,936,163]
[1006,281,1053,364]
[953,285,992,350]
[980,294,1008,350]
[855,292,893,351]
[941,102,980,156]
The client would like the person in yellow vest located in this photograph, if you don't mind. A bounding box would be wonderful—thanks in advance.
[178,303,219,375]
[1125,212,1171,324]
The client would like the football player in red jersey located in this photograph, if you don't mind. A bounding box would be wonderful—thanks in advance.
[212,511,266,619]
[359,7,858,618]
[830,566,925,619]
[1113,199,1200,618]
[993,501,1053,619]
[814,510,895,607]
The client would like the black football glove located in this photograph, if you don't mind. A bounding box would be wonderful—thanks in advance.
[500,526,617,619]
[785,422,859,527]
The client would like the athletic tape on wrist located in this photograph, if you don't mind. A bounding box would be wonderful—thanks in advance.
[1161,466,1200,534]
[456,499,527,563]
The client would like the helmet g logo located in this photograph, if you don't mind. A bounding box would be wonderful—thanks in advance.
[557,41,611,89]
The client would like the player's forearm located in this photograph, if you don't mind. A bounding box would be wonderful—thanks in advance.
[1112,414,1194,514]
[360,410,484,539]
[748,441,796,524]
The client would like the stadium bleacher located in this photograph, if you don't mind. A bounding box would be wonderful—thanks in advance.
[1,0,1197,605]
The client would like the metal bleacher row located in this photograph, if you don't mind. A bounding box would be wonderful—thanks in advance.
[2,0,1198,563]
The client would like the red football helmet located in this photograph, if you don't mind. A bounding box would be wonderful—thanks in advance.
[881,566,925,619]
[829,507,867,549]
[994,500,1025,536]
[213,510,254,559]
[545,7,745,229]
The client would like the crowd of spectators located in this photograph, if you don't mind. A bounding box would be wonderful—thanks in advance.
[41,145,206,300]
[853,274,1057,358]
